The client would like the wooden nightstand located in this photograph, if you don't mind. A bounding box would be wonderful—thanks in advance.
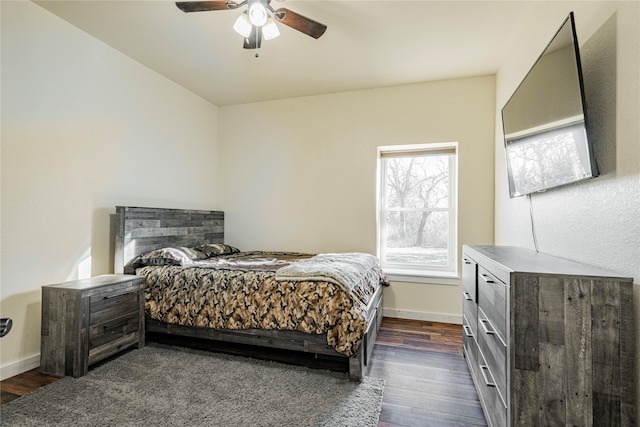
[40,274,145,377]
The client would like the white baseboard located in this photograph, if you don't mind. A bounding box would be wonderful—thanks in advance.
[382,308,462,325]
[1,353,40,381]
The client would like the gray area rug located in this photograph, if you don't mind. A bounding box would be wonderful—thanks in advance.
[2,345,384,426]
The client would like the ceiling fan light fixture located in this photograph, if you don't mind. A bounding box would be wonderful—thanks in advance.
[248,2,268,27]
[175,1,327,50]
[233,12,252,38]
[262,17,280,40]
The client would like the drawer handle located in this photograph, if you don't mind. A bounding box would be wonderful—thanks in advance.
[463,291,473,301]
[479,318,495,335]
[479,274,494,284]
[463,259,472,265]
[101,291,136,301]
[463,325,473,338]
[479,364,496,387]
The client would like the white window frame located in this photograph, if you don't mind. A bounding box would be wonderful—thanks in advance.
[376,142,459,284]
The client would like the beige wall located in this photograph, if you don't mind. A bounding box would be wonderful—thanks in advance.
[218,76,496,323]
[0,1,495,380]
[0,2,218,379]
[494,1,640,414]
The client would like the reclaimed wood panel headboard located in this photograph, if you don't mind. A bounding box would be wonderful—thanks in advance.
[114,206,224,274]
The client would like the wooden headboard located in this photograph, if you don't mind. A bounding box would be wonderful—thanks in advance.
[114,206,224,274]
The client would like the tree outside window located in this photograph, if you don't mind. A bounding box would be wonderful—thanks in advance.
[377,143,457,275]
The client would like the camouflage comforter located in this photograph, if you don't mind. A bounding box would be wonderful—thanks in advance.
[137,251,387,356]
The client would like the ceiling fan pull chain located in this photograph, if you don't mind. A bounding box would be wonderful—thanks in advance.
[253,23,261,58]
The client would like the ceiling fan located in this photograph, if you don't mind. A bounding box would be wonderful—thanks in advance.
[176,1,327,50]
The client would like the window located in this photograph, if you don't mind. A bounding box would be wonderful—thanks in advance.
[377,143,458,280]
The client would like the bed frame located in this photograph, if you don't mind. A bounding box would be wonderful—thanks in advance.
[114,206,383,380]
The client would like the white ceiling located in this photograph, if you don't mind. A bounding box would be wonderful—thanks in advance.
[34,0,540,106]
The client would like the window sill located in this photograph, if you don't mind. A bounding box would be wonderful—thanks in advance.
[383,270,460,286]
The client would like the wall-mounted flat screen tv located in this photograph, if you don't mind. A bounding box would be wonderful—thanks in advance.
[501,12,598,198]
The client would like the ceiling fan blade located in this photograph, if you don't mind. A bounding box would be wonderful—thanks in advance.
[274,8,326,39]
[243,25,262,49]
[175,1,240,13]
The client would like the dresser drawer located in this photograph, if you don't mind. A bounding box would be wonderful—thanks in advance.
[477,266,507,342]
[462,255,478,301]
[478,307,507,408]
[463,290,478,337]
[462,314,478,381]
[477,347,507,427]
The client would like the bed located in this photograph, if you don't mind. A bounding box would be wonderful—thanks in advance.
[113,206,386,380]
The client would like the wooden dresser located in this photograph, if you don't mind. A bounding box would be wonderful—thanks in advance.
[462,245,635,426]
[40,274,145,377]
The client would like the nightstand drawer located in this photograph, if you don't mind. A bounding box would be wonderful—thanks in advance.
[90,290,140,326]
[89,312,141,349]
[88,332,141,365]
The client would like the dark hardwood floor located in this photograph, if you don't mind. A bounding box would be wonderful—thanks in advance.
[370,318,486,426]
[1,317,486,426]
